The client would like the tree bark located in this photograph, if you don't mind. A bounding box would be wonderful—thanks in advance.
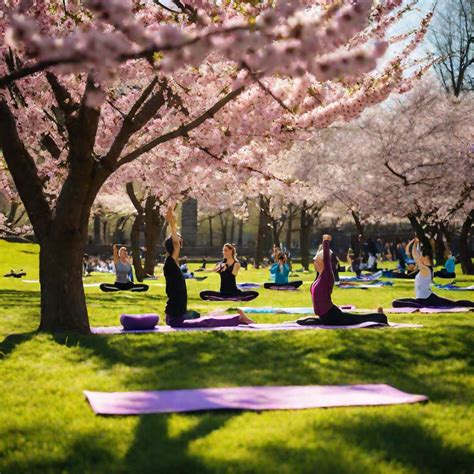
[434,225,446,266]
[459,210,474,275]
[93,215,101,244]
[351,210,365,237]
[143,196,163,276]
[130,213,147,281]
[285,205,293,252]
[255,195,270,268]
[38,229,90,333]
[300,204,312,271]
[237,219,243,246]
[208,216,213,247]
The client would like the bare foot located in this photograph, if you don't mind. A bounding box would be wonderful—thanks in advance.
[377,306,384,313]
[237,309,254,325]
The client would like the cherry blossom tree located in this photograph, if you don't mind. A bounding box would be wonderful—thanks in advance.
[0,1,433,332]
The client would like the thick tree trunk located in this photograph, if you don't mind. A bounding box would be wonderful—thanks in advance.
[351,210,365,237]
[230,215,235,244]
[255,195,270,268]
[300,206,311,271]
[144,197,163,276]
[434,226,446,266]
[102,220,108,244]
[93,215,101,243]
[208,216,213,247]
[285,207,293,252]
[407,213,432,254]
[272,219,281,247]
[38,230,90,334]
[130,214,147,281]
[459,210,474,275]
[237,219,243,246]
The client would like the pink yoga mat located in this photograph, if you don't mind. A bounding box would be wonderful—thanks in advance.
[84,384,428,415]
[91,322,421,335]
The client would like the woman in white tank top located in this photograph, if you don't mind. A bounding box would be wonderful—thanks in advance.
[392,238,473,309]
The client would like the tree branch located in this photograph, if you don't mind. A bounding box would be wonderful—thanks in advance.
[117,86,245,167]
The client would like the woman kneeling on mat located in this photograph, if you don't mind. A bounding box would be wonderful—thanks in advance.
[164,207,254,327]
[200,244,259,301]
[100,245,149,292]
[264,253,302,290]
[298,235,388,326]
[392,238,473,309]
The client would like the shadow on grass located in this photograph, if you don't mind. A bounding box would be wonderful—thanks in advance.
[53,327,474,403]
[0,331,36,360]
[124,412,235,473]
[247,413,474,474]
[0,289,40,308]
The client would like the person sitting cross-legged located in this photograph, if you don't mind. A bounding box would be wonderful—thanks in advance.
[264,253,303,290]
[99,245,149,292]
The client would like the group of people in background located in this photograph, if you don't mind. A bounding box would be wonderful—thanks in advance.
[87,206,471,328]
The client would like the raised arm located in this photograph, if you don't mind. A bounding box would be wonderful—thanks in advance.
[165,205,181,261]
[410,238,430,275]
[322,234,332,271]
[113,244,119,266]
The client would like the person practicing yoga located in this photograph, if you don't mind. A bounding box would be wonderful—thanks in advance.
[264,253,303,289]
[99,244,149,292]
[297,235,388,326]
[164,207,254,328]
[434,253,456,279]
[200,244,259,301]
[392,238,473,309]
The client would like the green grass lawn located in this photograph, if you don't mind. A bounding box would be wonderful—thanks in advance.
[0,240,473,474]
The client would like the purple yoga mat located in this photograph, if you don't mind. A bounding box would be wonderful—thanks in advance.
[91,322,422,335]
[84,384,428,415]
[418,306,474,313]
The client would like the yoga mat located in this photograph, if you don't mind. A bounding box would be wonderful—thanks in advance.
[339,271,383,282]
[84,384,428,415]
[434,284,474,291]
[237,283,261,289]
[338,282,393,289]
[241,306,355,314]
[91,322,421,335]
[419,307,474,313]
[265,285,299,291]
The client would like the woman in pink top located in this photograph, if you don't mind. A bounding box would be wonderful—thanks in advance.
[299,235,388,326]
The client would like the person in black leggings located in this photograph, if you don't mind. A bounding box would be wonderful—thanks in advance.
[200,244,258,301]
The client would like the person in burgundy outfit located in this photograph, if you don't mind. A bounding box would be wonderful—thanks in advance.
[298,234,388,326]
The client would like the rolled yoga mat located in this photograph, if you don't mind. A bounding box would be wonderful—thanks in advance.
[91,321,422,335]
[120,313,159,330]
[84,384,428,415]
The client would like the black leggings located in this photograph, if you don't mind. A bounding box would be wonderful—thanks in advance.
[264,281,303,290]
[100,282,149,292]
[199,290,258,301]
[392,293,474,308]
[297,305,388,326]
[433,269,456,279]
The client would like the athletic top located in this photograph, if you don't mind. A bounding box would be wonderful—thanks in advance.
[415,268,433,299]
[270,263,290,284]
[445,256,455,274]
[311,240,334,316]
[219,261,240,295]
[164,256,187,317]
[115,260,132,284]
